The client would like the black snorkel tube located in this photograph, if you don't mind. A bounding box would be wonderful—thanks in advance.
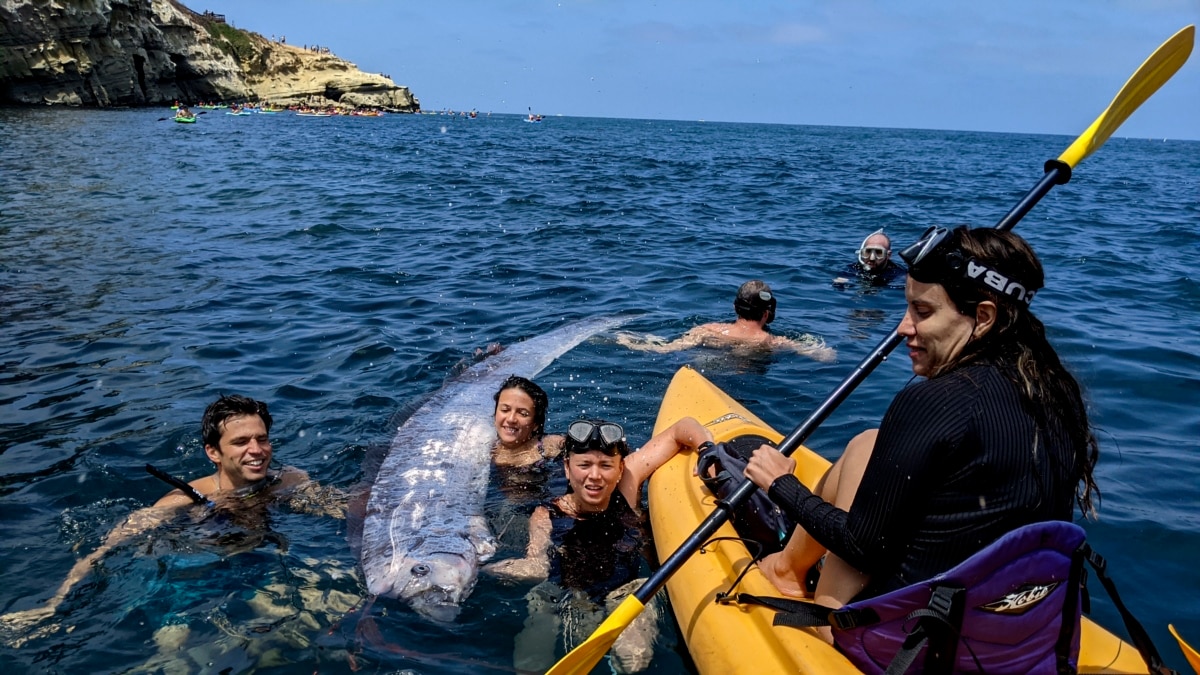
[145,463,212,507]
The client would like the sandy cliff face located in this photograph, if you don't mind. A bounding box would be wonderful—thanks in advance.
[0,0,418,110]
[242,42,417,110]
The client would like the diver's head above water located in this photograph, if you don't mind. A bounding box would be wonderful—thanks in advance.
[733,280,777,324]
[857,229,893,272]
[202,394,275,492]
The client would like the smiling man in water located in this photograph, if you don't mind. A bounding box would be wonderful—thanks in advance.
[0,395,341,634]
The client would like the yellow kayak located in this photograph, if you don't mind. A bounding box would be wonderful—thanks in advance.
[647,365,1152,674]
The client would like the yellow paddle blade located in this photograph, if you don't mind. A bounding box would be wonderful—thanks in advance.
[1058,25,1194,168]
[1169,623,1200,674]
[545,595,645,675]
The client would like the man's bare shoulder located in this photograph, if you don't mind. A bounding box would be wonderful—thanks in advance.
[687,322,733,337]
[152,491,199,509]
[770,334,837,362]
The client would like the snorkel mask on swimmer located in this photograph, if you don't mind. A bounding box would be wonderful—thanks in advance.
[899,226,1042,307]
[565,420,630,457]
[734,289,777,324]
[857,229,891,268]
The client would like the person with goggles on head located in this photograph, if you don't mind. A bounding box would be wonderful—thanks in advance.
[616,280,835,362]
[485,416,713,673]
[744,226,1100,642]
[833,228,905,289]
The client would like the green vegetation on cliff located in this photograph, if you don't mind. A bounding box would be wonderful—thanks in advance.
[205,22,256,66]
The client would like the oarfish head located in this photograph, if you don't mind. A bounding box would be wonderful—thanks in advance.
[368,551,477,623]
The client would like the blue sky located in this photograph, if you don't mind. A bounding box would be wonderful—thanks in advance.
[194,1,1199,140]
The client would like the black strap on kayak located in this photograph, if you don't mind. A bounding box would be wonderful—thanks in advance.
[1081,544,1178,675]
[704,537,767,603]
[144,463,210,506]
[733,588,967,675]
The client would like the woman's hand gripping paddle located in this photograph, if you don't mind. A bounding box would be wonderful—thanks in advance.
[545,24,1194,675]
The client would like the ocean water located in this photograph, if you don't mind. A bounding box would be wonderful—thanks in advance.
[0,107,1197,674]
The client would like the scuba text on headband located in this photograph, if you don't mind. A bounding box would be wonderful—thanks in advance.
[899,226,1041,306]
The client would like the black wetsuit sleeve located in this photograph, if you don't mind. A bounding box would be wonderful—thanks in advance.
[767,378,972,577]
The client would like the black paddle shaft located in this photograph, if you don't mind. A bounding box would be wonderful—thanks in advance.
[633,159,1074,606]
[145,463,210,506]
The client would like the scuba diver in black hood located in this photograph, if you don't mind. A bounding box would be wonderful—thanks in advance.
[834,229,906,289]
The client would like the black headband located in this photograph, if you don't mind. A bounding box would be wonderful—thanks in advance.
[900,227,1041,306]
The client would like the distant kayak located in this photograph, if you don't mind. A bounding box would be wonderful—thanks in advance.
[173,116,197,124]
[226,111,253,116]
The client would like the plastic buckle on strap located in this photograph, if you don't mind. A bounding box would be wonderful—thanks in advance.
[1084,544,1108,575]
[829,607,879,631]
[928,585,958,618]
[830,608,858,631]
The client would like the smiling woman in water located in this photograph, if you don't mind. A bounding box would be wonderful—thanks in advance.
[491,375,566,502]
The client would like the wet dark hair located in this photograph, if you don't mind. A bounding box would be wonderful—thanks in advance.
[201,394,273,449]
[934,228,1099,517]
[733,280,777,323]
[564,418,631,458]
[493,375,549,438]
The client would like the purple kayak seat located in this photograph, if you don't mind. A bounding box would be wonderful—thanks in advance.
[832,520,1085,674]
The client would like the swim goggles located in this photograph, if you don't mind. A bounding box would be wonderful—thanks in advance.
[566,420,626,450]
[900,226,1040,306]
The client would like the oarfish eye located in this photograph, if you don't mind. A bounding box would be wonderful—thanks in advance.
[412,564,431,576]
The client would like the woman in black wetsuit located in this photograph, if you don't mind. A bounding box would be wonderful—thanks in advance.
[745,227,1100,640]
[485,416,712,673]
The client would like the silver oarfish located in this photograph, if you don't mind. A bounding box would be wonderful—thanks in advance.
[357,316,627,622]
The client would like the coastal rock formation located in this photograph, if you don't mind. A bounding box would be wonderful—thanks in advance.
[0,0,418,110]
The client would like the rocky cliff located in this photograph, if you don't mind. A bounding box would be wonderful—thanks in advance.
[0,0,418,110]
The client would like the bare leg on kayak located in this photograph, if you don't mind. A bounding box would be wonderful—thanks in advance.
[755,430,875,616]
